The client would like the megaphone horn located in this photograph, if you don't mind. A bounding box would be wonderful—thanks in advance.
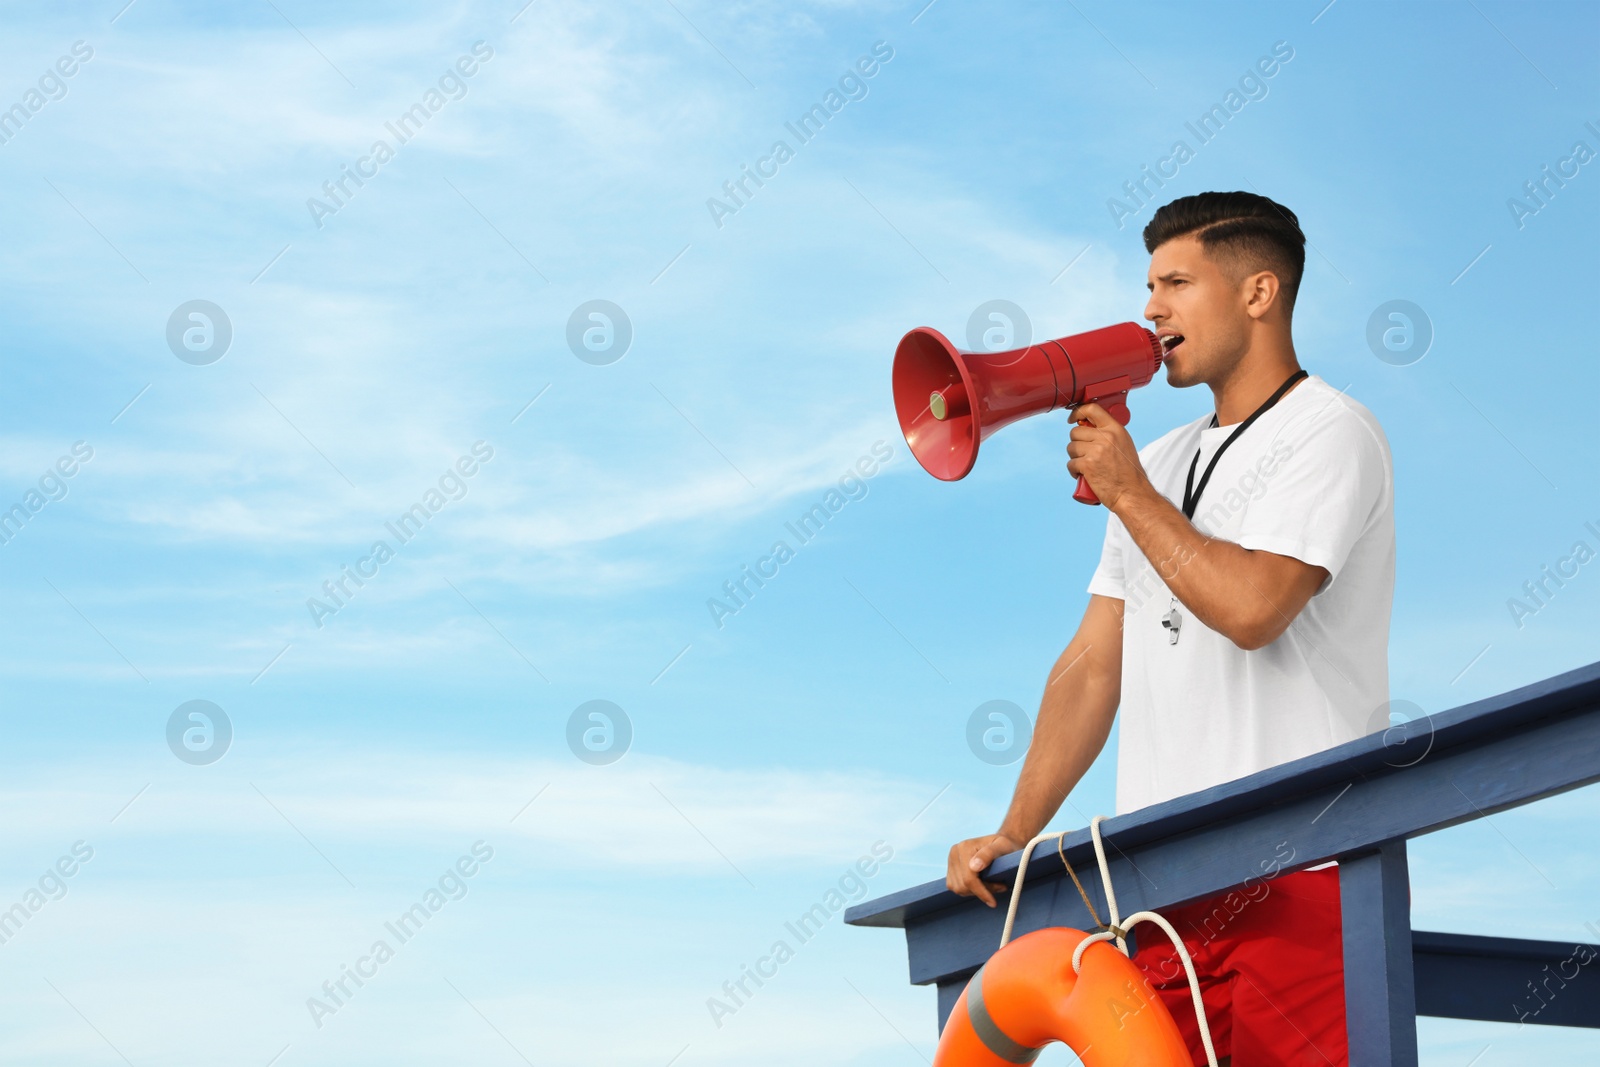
[892,322,1163,505]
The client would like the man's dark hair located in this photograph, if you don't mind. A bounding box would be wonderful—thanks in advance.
[1142,191,1307,315]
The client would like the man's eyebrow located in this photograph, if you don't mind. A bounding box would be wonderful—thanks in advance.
[1145,270,1192,290]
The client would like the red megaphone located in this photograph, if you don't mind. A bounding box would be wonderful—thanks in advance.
[892,322,1164,505]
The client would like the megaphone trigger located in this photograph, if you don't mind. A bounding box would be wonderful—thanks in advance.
[1068,396,1127,429]
[1096,392,1131,426]
[1078,376,1134,423]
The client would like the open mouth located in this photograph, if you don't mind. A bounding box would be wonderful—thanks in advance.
[1161,334,1185,357]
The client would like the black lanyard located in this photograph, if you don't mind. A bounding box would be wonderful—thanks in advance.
[1181,369,1308,520]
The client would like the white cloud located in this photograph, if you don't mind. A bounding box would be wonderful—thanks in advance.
[0,747,959,873]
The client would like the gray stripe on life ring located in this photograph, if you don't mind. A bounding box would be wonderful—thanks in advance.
[965,964,1042,1064]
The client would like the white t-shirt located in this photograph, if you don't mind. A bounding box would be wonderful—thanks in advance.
[1087,373,1395,816]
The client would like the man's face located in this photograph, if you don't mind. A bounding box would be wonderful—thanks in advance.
[1143,234,1251,390]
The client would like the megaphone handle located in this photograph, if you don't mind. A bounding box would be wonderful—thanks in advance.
[1070,391,1132,506]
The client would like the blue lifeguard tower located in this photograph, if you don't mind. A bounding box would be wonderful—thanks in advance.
[846,661,1600,1063]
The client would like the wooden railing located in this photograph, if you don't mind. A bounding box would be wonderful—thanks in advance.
[845,660,1600,1064]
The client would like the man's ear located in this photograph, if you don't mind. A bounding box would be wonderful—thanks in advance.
[1243,270,1281,321]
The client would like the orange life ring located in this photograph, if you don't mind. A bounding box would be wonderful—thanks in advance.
[935,925,1194,1065]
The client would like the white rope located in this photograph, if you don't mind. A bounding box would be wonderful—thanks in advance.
[1073,912,1217,1067]
[1087,813,1127,953]
[994,815,1218,1067]
[997,830,1054,949]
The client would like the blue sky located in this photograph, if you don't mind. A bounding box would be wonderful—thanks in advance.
[0,0,1596,1063]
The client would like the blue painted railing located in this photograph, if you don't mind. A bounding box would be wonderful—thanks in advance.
[845,660,1600,1064]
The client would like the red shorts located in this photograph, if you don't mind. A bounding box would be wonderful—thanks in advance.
[1129,865,1347,1067]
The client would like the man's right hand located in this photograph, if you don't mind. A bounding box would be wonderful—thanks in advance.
[946,833,1024,908]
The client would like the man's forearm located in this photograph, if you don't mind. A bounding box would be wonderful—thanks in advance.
[996,640,1119,842]
[1113,483,1284,648]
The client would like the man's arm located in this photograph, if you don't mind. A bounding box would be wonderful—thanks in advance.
[946,593,1124,906]
[1113,485,1327,650]
[1067,403,1327,651]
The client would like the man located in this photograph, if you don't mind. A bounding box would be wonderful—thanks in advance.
[945,191,1395,1066]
